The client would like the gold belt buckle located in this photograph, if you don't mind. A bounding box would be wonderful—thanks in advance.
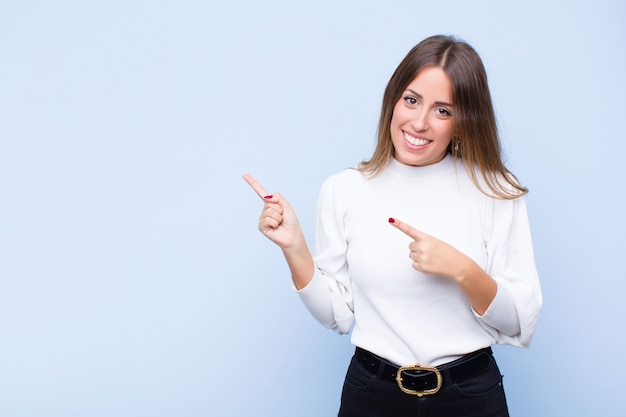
[396,364,443,397]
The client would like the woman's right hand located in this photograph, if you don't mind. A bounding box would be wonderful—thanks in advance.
[242,174,304,250]
[243,173,315,290]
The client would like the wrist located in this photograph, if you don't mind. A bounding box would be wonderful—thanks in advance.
[452,254,477,284]
[280,231,307,251]
[281,238,314,290]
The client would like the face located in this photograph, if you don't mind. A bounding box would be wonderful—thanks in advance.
[390,66,454,167]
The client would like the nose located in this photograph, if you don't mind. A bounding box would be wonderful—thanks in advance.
[411,108,429,132]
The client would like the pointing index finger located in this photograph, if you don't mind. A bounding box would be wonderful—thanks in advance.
[242,173,270,200]
[388,217,422,240]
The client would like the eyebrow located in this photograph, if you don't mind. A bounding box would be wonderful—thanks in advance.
[406,88,453,107]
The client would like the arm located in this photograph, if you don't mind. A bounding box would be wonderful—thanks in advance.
[281,239,314,291]
[452,256,497,316]
[388,200,542,347]
[480,196,542,347]
[387,217,497,315]
[243,173,355,334]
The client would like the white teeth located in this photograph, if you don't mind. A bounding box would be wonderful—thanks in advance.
[404,131,429,146]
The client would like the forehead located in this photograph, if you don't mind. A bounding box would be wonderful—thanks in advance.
[405,67,453,103]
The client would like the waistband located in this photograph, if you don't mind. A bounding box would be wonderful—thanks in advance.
[354,346,493,396]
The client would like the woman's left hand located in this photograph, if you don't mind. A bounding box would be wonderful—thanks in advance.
[389,217,497,314]
[388,217,468,281]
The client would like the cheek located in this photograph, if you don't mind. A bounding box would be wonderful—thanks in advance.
[435,120,454,139]
[389,110,399,130]
[390,105,408,129]
[389,111,405,143]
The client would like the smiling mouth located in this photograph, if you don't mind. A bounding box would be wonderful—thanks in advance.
[403,131,431,147]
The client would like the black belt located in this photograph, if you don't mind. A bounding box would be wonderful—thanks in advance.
[354,346,492,396]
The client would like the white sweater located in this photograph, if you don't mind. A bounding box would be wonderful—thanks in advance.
[298,154,542,366]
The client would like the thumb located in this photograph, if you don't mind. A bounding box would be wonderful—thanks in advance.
[388,217,424,240]
[265,192,291,208]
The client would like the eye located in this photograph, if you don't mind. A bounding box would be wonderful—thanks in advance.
[403,95,418,106]
[435,107,452,117]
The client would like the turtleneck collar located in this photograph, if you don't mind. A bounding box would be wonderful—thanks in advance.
[382,153,457,182]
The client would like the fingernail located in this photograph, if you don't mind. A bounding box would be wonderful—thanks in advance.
[264,195,273,199]
[388,217,395,223]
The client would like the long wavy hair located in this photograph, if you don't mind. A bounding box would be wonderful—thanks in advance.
[359,35,527,199]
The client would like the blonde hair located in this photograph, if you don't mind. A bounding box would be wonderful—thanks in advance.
[359,35,527,199]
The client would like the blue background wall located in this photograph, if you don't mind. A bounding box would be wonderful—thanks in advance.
[1,1,624,415]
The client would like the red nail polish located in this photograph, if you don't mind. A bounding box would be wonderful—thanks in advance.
[264,195,273,199]
[388,217,395,223]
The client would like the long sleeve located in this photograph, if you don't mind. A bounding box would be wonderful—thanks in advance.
[476,195,542,347]
[297,173,355,334]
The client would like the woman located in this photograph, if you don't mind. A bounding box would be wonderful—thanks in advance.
[244,35,541,417]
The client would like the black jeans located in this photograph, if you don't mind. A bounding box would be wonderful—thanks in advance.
[338,349,509,417]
